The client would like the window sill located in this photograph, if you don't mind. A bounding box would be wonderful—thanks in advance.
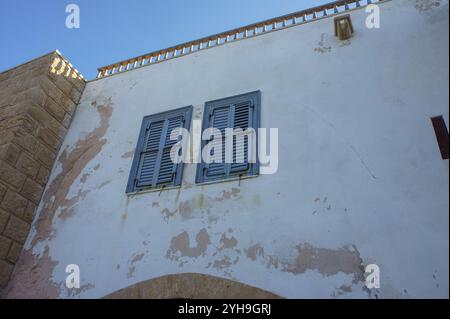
[126,174,259,197]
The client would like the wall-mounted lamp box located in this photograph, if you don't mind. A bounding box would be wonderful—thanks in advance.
[334,14,354,40]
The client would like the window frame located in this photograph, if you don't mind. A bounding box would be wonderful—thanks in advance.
[196,90,261,184]
[126,105,193,193]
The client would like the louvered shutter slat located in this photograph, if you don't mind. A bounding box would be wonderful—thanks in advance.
[136,120,165,187]
[156,115,185,184]
[165,116,183,146]
[231,102,251,173]
[145,120,164,150]
[136,151,158,186]
[205,107,229,177]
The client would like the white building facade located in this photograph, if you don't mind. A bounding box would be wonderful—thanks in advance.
[5,0,449,298]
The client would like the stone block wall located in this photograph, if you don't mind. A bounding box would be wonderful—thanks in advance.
[0,51,85,292]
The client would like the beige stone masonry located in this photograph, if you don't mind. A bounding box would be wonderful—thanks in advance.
[0,51,85,294]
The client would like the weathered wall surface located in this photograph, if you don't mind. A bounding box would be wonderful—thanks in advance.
[0,51,85,295]
[6,0,449,298]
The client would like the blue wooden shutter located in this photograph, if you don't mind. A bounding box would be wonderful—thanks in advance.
[127,106,192,193]
[196,91,260,184]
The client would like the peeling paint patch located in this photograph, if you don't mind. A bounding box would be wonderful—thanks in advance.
[283,243,363,283]
[159,188,243,224]
[218,188,240,201]
[331,284,352,298]
[127,252,145,278]
[245,243,265,261]
[245,242,364,284]
[31,97,113,246]
[415,0,441,11]
[58,189,91,221]
[5,246,60,298]
[66,283,95,298]
[209,255,233,270]
[219,232,238,250]
[166,229,211,265]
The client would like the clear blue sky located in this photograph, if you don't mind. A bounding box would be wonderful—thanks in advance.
[0,0,329,80]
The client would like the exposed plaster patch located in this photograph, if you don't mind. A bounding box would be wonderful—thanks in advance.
[245,242,365,284]
[131,253,145,264]
[58,189,90,221]
[209,255,233,270]
[30,97,113,247]
[207,254,240,278]
[245,243,265,261]
[219,188,240,201]
[201,230,241,277]
[283,244,364,283]
[415,0,441,11]
[166,228,211,266]
[163,229,366,293]
[159,188,242,223]
[65,283,95,298]
[331,284,352,298]
[127,252,145,278]
[218,232,238,251]
[5,246,59,298]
